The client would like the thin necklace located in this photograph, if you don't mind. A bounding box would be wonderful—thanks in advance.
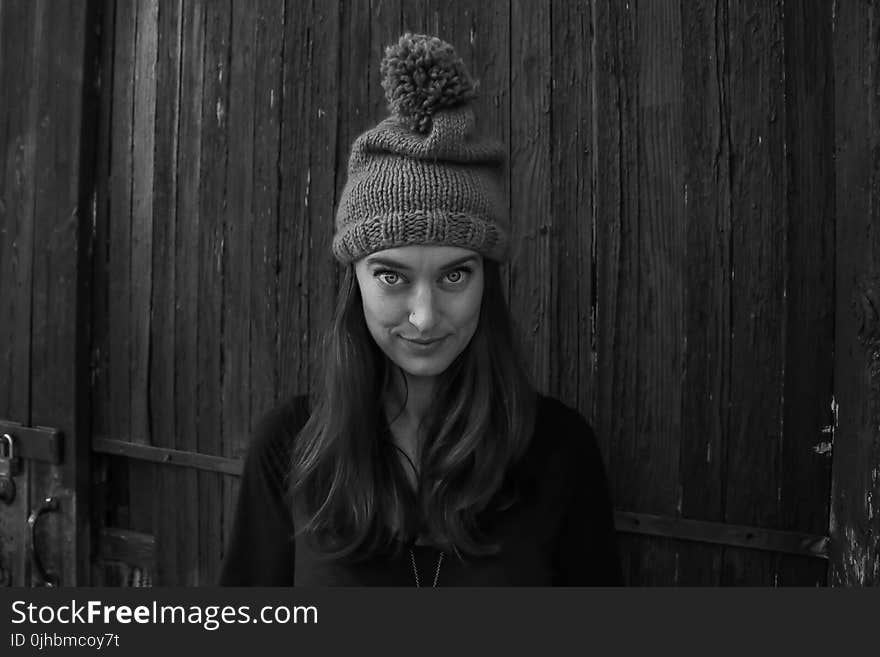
[410,548,444,587]
[391,442,419,478]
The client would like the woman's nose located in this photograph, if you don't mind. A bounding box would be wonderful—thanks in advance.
[407,285,437,331]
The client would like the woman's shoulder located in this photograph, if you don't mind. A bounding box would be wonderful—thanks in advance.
[506,393,605,500]
[246,394,311,464]
[531,393,601,462]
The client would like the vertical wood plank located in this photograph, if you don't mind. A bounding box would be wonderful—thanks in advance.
[29,0,66,587]
[549,0,594,415]
[334,0,372,220]
[103,0,137,573]
[306,0,341,401]
[175,0,206,585]
[77,0,103,585]
[108,0,136,456]
[221,0,256,556]
[509,0,552,391]
[151,0,183,585]
[90,0,116,582]
[197,0,232,584]
[128,0,158,547]
[132,0,158,445]
[830,0,880,586]
[277,0,311,406]
[91,0,115,441]
[0,0,38,587]
[723,0,786,585]
[778,0,834,587]
[679,0,731,585]
[634,0,685,582]
[400,0,427,34]
[0,1,36,422]
[29,0,95,585]
[594,0,640,584]
[369,0,404,124]
[250,0,284,427]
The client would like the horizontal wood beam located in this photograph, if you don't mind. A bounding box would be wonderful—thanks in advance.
[92,439,242,475]
[95,528,155,571]
[616,511,829,560]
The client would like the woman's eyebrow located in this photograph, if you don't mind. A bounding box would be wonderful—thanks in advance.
[365,255,477,270]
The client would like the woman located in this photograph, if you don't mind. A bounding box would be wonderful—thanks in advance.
[220,33,621,586]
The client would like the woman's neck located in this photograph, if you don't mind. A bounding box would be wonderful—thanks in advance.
[385,370,435,429]
[384,370,435,488]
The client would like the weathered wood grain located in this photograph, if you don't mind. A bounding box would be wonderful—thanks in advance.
[174,0,205,586]
[0,0,38,588]
[219,0,256,560]
[276,0,312,410]
[127,0,158,561]
[401,0,427,34]
[28,0,62,587]
[549,0,594,416]
[594,0,641,585]
[723,0,787,586]
[306,0,342,401]
[830,0,880,586]
[103,0,139,573]
[334,0,373,215]
[196,0,231,585]
[89,0,118,586]
[150,0,183,585]
[508,0,552,391]
[131,0,157,448]
[28,0,95,586]
[778,0,834,587]
[97,527,156,572]
[94,438,242,475]
[108,0,135,455]
[635,0,685,582]
[249,0,284,432]
[679,0,731,586]
[369,0,405,124]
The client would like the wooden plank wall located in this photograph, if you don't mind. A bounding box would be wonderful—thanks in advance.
[83,0,871,585]
[0,0,98,585]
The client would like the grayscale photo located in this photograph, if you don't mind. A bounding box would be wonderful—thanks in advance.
[0,0,877,599]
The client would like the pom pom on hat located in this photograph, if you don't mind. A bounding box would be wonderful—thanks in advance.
[380,33,477,134]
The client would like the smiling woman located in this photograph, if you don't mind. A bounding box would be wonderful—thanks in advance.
[356,246,484,381]
[219,33,621,586]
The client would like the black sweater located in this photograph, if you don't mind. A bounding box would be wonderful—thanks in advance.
[219,393,622,586]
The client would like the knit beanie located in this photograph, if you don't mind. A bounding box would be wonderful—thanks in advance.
[332,33,509,265]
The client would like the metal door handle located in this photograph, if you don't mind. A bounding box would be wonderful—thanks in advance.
[28,496,60,586]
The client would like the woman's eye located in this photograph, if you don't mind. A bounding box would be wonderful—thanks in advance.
[444,267,471,284]
[376,271,401,286]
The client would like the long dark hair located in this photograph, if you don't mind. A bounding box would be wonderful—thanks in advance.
[290,258,537,562]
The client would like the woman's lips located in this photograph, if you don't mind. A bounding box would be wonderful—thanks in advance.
[402,336,447,351]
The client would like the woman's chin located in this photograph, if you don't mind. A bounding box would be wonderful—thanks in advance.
[391,354,451,379]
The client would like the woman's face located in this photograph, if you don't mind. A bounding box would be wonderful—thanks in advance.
[354,245,484,380]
